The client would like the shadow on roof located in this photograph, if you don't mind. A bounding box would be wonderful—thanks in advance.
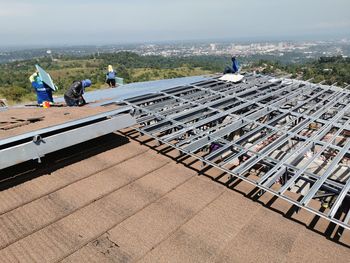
[0,133,129,191]
[120,129,350,250]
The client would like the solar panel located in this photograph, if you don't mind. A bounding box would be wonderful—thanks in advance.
[35,64,57,91]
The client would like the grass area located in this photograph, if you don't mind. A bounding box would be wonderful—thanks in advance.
[0,51,229,103]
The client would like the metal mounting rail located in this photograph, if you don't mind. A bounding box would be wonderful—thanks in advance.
[111,75,350,232]
[0,107,136,170]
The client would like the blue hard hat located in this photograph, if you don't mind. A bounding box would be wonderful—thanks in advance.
[82,79,92,88]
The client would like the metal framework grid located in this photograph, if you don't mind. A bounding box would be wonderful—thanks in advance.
[114,74,350,231]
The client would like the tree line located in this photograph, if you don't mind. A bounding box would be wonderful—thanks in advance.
[252,56,350,86]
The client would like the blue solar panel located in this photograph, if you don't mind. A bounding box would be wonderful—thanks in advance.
[35,64,57,91]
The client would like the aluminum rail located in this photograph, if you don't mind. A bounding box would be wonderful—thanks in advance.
[232,91,344,175]
[301,139,350,205]
[260,114,350,190]
[0,107,133,148]
[118,75,350,231]
[129,124,350,231]
[0,107,136,170]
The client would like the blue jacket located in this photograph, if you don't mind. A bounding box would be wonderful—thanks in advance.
[232,58,239,73]
[31,81,53,104]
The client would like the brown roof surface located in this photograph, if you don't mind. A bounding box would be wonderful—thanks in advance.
[0,106,115,139]
[0,126,349,262]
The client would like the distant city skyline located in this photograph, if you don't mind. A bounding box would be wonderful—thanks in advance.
[0,0,349,47]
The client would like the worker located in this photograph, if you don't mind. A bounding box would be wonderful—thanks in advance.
[64,79,91,106]
[106,65,117,87]
[232,56,239,73]
[232,56,240,73]
[223,56,240,74]
[29,71,54,106]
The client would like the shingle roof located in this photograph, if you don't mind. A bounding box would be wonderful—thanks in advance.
[0,129,348,262]
[0,74,349,262]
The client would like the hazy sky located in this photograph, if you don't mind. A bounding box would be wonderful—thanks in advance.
[1,0,349,46]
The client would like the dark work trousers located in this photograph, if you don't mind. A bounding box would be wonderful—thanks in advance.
[64,95,86,106]
[106,78,116,87]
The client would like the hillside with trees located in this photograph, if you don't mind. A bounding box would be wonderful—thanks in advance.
[0,52,349,103]
[0,52,228,103]
[251,56,350,86]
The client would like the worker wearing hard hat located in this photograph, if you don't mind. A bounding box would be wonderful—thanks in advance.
[29,71,54,106]
[64,79,91,106]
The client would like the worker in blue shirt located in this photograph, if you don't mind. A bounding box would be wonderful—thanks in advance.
[224,56,240,74]
[232,56,239,73]
[106,65,117,87]
[29,72,54,106]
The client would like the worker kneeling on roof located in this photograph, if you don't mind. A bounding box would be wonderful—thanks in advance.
[29,72,54,106]
[223,56,240,74]
[64,79,91,107]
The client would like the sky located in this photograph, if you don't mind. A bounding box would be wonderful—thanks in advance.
[0,0,349,47]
